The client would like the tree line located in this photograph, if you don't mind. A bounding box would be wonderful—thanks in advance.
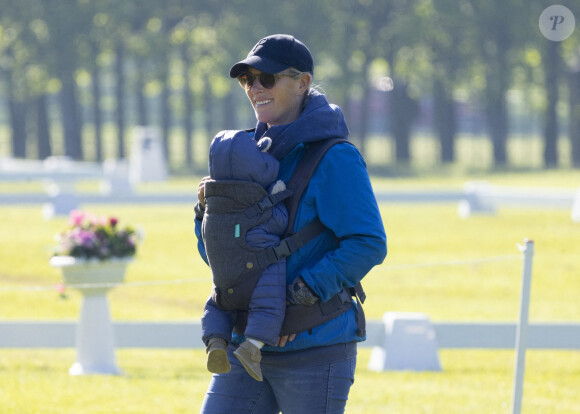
[1,0,579,170]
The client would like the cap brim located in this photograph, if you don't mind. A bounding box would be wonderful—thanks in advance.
[229,56,289,78]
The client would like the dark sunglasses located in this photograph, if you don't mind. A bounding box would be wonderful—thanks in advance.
[237,71,301,89]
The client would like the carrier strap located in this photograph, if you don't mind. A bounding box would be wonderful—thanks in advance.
[350,283,366,337]
[244,188,293,219]
[284,138,350,235]
[281,138,367,336]
[255,219,326,270]
[277,281,366,337]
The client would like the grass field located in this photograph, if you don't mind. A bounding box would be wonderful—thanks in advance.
[1,169,579,412]
[1,348,579,414]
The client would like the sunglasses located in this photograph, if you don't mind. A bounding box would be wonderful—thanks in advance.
[237,71,302,89]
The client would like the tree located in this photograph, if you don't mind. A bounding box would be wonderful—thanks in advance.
[423,0,474,164]
[4,47,28,159]
[42,0,88,160]
[320,0,400,158]
[542,39,561,168]
[468,0,527,168]
[569,47,580,167]
[1,7,29,158]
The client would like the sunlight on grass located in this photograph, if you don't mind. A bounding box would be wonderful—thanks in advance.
[1,349,579,413]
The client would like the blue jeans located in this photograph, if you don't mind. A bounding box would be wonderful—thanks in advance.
[200,342,357,414]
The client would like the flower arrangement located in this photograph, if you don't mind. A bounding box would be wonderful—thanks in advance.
[53,210,139,261]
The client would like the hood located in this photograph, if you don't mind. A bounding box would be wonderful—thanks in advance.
[254,90,350,160]
[209,130,279,187]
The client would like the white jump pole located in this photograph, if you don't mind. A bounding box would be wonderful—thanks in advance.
[511,239,534,414]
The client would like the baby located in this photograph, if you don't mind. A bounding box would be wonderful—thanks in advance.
[200,130,288,382]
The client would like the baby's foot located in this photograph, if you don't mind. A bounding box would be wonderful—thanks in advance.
[234,341,263,381]
[206,337,230,374]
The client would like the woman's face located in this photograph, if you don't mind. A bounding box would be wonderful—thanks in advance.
[244,68,310,127]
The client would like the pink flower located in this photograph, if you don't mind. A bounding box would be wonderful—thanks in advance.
[55,210,138,260]
[68,210,86,227]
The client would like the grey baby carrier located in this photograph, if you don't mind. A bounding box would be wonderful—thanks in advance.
[202,179,292,311]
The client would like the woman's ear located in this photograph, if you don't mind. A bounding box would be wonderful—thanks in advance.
[297,73,311,94]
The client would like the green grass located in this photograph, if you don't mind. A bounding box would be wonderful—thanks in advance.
[1,170,579,412]
[1,349,579,413]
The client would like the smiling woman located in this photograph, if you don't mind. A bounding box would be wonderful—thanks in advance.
[237,68,309,126]
[231,35,314,128]
[193,34,387,414]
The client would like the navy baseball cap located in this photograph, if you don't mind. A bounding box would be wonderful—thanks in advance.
[229,34,314,78]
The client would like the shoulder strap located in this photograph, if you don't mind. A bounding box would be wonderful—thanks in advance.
[254,138,351,265]
[285,138,351,235]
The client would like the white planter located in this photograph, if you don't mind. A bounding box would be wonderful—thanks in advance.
[50,256,133,376]
[50,256,131,295]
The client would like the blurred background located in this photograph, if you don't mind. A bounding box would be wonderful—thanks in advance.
[1,3,580,412]
[1,0,579,174]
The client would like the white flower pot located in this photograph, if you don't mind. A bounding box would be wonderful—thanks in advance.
[50,256,131,295]
[50,256,133,376]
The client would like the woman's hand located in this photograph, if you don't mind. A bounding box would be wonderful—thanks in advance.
[197,176,211,207]
[287,276,318,306]
[275,334,296,347]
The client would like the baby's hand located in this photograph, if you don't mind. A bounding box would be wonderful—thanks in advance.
[197,176,211,207]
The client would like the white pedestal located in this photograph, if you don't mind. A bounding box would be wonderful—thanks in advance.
[70,293,121,375]
[129,127,168,184]
[368,312,442,372]
[50,256,131,375]
[458,181,496,219]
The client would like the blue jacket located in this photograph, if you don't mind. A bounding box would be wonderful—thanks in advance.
[195,91,387,352]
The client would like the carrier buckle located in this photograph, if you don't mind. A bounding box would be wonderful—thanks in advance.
[338,288,352,304]
[273,239,292,259]
[256,195,275,213]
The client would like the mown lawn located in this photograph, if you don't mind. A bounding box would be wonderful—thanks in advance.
[1,349,579,413]
[1,170,579,412]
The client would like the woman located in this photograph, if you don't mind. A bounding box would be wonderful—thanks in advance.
[195,34,387,414]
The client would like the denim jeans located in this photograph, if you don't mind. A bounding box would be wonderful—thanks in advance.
[200,342,357,414]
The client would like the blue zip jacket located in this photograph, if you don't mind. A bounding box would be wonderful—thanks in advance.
[195,91,387,352]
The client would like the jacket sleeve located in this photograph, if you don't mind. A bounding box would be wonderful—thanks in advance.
[194,216,209,266]
[298,144,387,302]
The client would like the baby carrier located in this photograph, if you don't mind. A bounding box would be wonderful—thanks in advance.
[202,179,291,311]
[202,137,367,337]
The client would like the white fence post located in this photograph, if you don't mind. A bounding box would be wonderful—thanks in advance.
[571,187,580,223]
[368,312,442,372]
[511,239,535,414]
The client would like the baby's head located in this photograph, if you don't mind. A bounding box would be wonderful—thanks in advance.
[209,130,279,187]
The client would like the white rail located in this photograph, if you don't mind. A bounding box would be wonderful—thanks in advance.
[1,320,579,349]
